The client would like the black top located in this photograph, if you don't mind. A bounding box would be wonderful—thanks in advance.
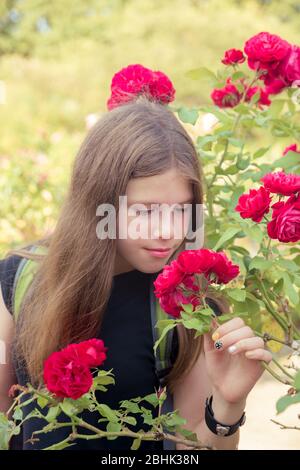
[0,252,221,451]
[0,254,171,451]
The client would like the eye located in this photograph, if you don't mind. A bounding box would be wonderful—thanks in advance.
[139,209,152,216]
[174,207,187,212]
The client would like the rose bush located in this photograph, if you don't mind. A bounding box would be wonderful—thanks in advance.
[1,31,300,449]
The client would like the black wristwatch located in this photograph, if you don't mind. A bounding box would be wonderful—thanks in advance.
[205,395,246,436]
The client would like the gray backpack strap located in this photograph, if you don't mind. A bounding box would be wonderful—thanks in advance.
[149,273,176,450]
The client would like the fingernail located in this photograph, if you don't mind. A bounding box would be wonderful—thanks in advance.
[228,345,237,354]
[246,351,256,358]
[212,331,220,342]
[214,340,223,350]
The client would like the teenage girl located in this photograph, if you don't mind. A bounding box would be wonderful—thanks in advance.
[0,79,272,450]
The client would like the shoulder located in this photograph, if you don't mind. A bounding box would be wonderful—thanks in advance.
[0,253,25,314]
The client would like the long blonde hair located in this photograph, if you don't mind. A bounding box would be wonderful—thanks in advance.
[7,95,228,394]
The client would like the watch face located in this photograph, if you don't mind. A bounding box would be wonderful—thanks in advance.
[216,424,230,436]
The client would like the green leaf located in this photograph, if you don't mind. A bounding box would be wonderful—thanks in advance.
[277,259,300,273]
[231,71,247,81]
[182,317,202,330]
[12,407,23,421]
[97,404,119,423]
[178,107,199,125]
[106,421,122,440]
[43,440,76,450]
[143,393,160,407]
[271,152,300,170]
[268,99,285,118]
[281,272,299,306]
[37,395,49,409]
[249,257,273,272]
[119,401,141,414]
[60,400,78,417]
[253,147,270,159]
[131,437,142,450]
[163,412,187,429]
[153,323,176,355]
[294,371,300,391]
[227,288,246,302]
[213,227,241,251]
[181,303,194,314]
[177,428,199,442]
[186,67,217,85]
[46,405,60,422]
[122,416,137,426]
[276,392,300,414]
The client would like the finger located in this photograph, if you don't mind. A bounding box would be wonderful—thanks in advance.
[245,348,273,363]
[227,336,265,355]
[203,331,216,353]
[211,317,245,342]
[213,325,254,351]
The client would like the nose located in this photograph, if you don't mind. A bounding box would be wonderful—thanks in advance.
[151,210,175,240]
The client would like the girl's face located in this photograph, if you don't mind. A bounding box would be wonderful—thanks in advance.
[115,168,194,274]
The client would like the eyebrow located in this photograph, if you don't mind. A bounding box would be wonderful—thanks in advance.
[130,198,194,205]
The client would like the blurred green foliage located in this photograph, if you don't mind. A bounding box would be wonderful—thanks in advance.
[0,0,299,254]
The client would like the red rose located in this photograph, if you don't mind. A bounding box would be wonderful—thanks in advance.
[245,86,271,107]
[43,349,93,399]
[107,64,175,110]
[283,144,300,156]
[221,49,245,65]
[235,186,272,222]
[278,45,300,86]
[267,194,300,243]
[66,339,108,368]
[211,81,241,108]
[205,252,240,284]
[148,70,176,104]
[244,32,291,82]
[159,290,190,318]
[154,249,239,317]
[153,260,185,296]
[177,248,217,275]
[261,171,300,196]
[264,78,286,95]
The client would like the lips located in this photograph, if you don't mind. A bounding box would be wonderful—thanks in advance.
[145,248,171,252]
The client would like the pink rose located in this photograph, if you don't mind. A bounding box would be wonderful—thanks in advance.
[221,49,245,65]
[283,144,300,156]
[235,186,272,222]
[245,86,271,107]
[153,260,185,296]
[211,81,241,108]
[244,32,291,83]
[261,171,300,196]
[278,45,300,86]
[177,249,217,275]
[265,78,286,95]
[267,194,300,243]
[66,339,108,368]
[43,349,93,400]
[205,252,240,284]
[107,64,175,110]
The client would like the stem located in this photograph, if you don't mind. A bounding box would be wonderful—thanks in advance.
[254,330,299,350]
[253,274,289,332]
[271,419,300,431]
[261,362,294,386]
[71,416,212,450]
[271,357,295,381]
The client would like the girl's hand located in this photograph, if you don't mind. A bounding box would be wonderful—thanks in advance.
[203,317,273,406]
